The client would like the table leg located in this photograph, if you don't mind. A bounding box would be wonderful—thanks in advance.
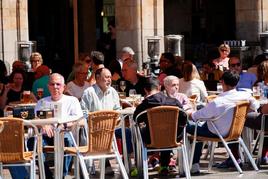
[37,133,46,179]
[54,127,64,179]
[121,114,130,173]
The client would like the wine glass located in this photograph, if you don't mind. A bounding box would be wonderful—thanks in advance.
[129,89,137,106]
[129,89,136,98]
[120,81,126,92]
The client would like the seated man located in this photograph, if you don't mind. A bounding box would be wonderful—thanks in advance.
[118,59,147,96]
[9,73,83,179]
[163,75,194,113]
[133,77,187,175]
[187,71,259,174]
[80,68,132,175]
[229,56,257,90]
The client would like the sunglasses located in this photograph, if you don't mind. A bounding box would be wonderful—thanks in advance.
[230,63,241,67]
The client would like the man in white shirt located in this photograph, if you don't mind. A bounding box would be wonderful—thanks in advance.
[10,73,83,179]
[80,68,120,111]
[187,71,259,174]
[80,68,124,175]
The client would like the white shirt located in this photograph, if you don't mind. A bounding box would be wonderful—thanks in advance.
[35,94,83,123]
[66,81,91,99]
[179,78,208,102]
[192,89,260,137]
[80,84,121,112]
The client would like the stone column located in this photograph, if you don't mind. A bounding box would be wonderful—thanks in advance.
[0,0,28,73]
[236,0,268,41]
[115,0,164,69]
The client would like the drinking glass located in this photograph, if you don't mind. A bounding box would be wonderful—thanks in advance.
[112,84,119,91]
[37,88,44,99]
[129,89,136,98]
[120,81,126,92]
[252,86,261,100]
[217,83,223,93]
[21,91,31,103]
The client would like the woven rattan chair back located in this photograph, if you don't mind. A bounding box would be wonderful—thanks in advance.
[147,106,180,148]
[226,101,249,140]
[0,118,24,162]
[87,111,119,154]
[206,95,217,103]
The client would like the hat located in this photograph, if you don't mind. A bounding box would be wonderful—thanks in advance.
[121,47,135,55]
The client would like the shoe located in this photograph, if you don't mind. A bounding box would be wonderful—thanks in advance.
[261,156,268,165]
[217,158,243,169]
[130,167,138,177]
[105,166,115,175]
[148,156,160,171]
[158,166,169,176]
[191,163,200,175]
[168,165,178,173]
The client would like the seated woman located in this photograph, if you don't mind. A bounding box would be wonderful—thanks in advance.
[65,62,91,101]
[179,61,208,105]
[163,75,193,113]
[0,70,37,110]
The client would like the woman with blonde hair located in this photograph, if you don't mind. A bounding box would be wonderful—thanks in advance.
[212,43,230,71]
[179,61,208,103]
[30,52,43,72]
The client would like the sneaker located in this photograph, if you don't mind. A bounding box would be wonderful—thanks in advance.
[168,158,177,173]
[191,163,200,175]
[130,167,138,177]
[261,156,268,165]
[148,156,160,171]
[158,166,169,176]
[168,165,178,173]
[217,158,243,169]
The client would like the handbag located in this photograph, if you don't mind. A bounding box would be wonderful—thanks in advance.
[13,106,35,119]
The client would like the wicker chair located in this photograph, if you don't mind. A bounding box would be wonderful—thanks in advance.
[189,101,259,174]
[135,106,191,179]
[0,117,38,179]
[252,113,268,165]
[206,94,217,103]
[65,110,128,179]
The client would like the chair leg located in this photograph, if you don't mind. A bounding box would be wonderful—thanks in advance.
[142,145,149,179]
[182,145,191,179]
[208,142,216,172]
[221,140,243,174]
[78,155,90,179]
[115,150,129,179]
[0,162,3,178]
[30,159,36,179]
[99,158,105,179]
[239,137,259,171]
[257,131,265,165]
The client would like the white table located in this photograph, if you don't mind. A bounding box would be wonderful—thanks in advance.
[119,107,135,174]
[30,116,83,179]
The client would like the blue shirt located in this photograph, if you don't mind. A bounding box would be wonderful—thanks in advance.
[236,72,257,90]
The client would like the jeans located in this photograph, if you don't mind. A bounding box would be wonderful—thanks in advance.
[115,128,133,154]
[9,133,74,179]
[186,121,218,164]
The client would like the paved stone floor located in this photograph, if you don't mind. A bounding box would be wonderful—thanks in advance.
[2,147,268,178]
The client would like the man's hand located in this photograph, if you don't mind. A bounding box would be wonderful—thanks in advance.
[42,125,54,138]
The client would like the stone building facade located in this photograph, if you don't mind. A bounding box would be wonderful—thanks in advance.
[1,0,268,73]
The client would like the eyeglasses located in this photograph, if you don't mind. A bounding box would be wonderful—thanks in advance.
[230,63,241,67]
[220,49,228,52]
[48,83,63,87]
